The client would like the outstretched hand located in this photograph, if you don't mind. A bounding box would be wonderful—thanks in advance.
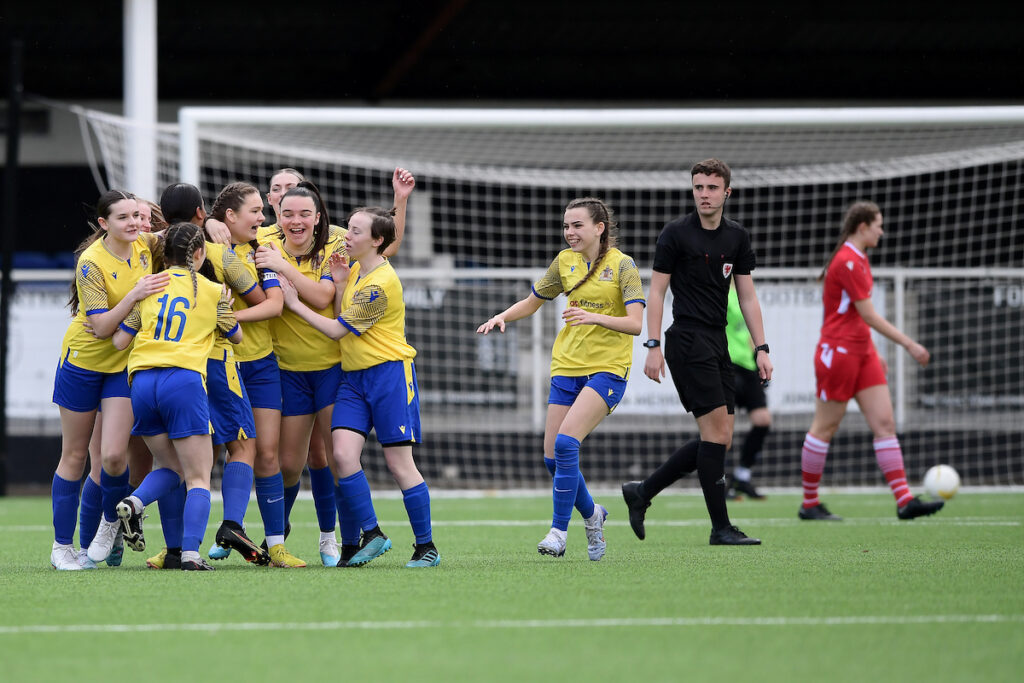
[393,167,415,201]
[477,316,506,334]
[328,251,350,284]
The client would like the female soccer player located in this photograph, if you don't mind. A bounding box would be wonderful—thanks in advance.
[113,222,243,571]
[798,201,943,521]
[50,190,168,570]
[279,206,439,568]
[478,197,646,560]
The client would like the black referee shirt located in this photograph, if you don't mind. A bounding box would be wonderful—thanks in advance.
[652,213,756,328]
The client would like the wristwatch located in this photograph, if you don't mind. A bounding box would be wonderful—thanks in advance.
[643,339,660,349]
[754,343,770,355]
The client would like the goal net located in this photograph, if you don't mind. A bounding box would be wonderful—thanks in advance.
[72,105,1024,489]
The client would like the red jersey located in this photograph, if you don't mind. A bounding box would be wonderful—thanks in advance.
[819,242,873,351]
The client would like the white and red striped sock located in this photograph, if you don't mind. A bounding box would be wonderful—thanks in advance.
[874,436,914,507]
[801,433,830,508]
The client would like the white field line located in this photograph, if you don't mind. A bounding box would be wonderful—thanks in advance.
[0,614,1021,636]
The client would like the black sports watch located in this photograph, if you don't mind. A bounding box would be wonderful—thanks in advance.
[643,339,660,349]
[754,343,770,355]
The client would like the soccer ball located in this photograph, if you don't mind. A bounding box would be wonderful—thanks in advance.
[923,465,960,500]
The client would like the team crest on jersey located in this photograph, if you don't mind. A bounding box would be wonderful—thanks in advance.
[139,253,149,270]
[599,266,613,281]
[246,251,256,264]
[722,263,733,278]
[846,260,854,270]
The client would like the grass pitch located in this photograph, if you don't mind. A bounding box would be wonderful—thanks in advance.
[1,490,1022,682]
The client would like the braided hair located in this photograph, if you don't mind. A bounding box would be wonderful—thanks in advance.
[67,189,137,315]
[162,222,206,305]
[564,197,618,295]
[819,201,881,281]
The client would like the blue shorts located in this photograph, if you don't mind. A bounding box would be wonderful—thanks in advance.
[52,352,130,412]
[131,367,212,439]
[281,365,342,417]
[548,372,628,412]
[206,358,256,446]
[238,352,282,411]
[333,360,421,447]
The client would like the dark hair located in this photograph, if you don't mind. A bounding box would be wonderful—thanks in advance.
[564,197,618,295]
[690,158,731,188]
[819,201,881,280]
[159,183,205,224]
[279,181,331,268]
[67,189,137,314]
[346,206,397,255]
[212,181,261,221]
[269,168,305,185]
[161,222,207,304]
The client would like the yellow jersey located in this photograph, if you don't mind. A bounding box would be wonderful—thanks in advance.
[121,267,239,380]
[204,242,258,361]
[338,260,416,372]
[59,233,157,373]
[263,231,345,371]
[229,240,280,363]
[533,247,645,378]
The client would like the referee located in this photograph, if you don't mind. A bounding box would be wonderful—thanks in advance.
[622,158,772,546]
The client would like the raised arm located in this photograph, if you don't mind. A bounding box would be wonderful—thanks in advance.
[382,167,415,259]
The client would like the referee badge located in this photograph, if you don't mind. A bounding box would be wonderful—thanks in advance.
[722,263,733,278]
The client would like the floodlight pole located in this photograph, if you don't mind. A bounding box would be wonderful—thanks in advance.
[124,0,157,200]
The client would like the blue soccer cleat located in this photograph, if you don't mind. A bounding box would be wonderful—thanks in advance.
[346,527,391,567]
[405,542,440,568]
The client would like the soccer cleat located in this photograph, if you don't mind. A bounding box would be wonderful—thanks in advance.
[105,528,124,567]
[621,481,651,540]
[214,521,271,565]
[709,525,762,545]
[346,527,392,567]
[336,544,360,568]
[51,542,84,570]
[115,498,146,551]
[798,503,843,521]
[537,528,567,557]
[731,478,766,500]
[76,548,97,570]
[181,557,215,571]
[87,517,120,563]
[583,504,608,561]
[405,542,441,568]
[268,543,307,568]
[319,534,341,567]
[260,521,291,554]
[208,543,231,560]
[897,496,944,520]
[146,548,182,570]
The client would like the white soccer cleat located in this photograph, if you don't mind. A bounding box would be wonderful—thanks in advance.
[319,534,341,567]
[87,517,120,563]
[537,528,567,557]
[584,504,608,561]
[50,542,83,570]
[76,548,97,569]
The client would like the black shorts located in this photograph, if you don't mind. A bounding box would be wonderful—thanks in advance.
[664,324,735,418]
[732,364,767,412]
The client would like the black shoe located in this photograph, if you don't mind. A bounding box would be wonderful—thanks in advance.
[115,498,146,551]
[897,496,944,520]
[621,481,651,540]
[181,557,216,571]
[163,548,182,570]
[732,478,765,500]
[216,520,271,565]
[798,503,843,521]
[709,525,761,545]
[335,544,360,568]
[261,521,291,553]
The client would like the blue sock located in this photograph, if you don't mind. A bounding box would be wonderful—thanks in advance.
[99,468,131,523]
[51,474,80,545]
[133,467,182,507]
[78,476,103,548]
[402,482,432,545]
[336,482,361,546]
[221,461,253,525]
[255,473,285,537]
[283,481,301,527]
[545,456,595,519]
[338,470,377,532]
[182,487,212,553]
[309,465,337,533]
[552,434,581,532]
[159,482,186,549]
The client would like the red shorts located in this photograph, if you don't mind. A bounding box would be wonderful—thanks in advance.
[814,340,886,402]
